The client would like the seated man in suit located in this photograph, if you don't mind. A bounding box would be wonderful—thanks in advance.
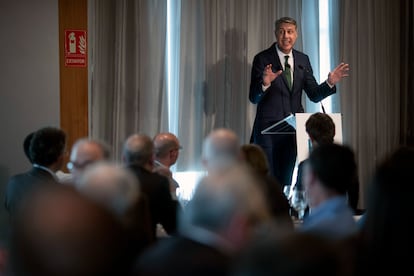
[299,143,358,240]
[66,138,111,184]
[135,163,271,276]
[122,133,179,239]
[153,132,182,199]
[5,126,67,216]
[23,131,72,182]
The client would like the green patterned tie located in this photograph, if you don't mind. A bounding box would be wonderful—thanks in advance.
[284,55,292,90]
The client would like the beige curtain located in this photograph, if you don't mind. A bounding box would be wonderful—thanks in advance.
[89,0,410,208]
[89,0,168,160]
[339,0,401,207]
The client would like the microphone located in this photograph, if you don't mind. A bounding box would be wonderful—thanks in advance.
[298,65,327,114]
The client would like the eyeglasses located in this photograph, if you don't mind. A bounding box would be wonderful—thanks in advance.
[170,146,183,153]
[67,160,94,171]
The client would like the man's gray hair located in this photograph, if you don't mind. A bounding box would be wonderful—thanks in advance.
[275,17,297,30]
[179,164,269,233]
[201,128,240,171]
[77,161,139,215]
[123,134,153,166]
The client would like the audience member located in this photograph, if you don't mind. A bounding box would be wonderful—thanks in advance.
[8,184,129,276]
[293,112,360,213]
[354,146,414,275]
[299,143,358,240]
[67,138,111,184]
[153,132,182,198]
[5,127,66,216]
[77,161,153,261]
[201,128,241,174]
[122,133,179,239]
[134,164,271,276]
[22,131,72,182]
[240,144,293,230]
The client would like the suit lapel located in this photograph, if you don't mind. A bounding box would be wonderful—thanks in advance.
[291,50,303,94]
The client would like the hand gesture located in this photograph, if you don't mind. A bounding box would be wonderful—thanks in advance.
[328,62,350,86]
[262,64,283,86]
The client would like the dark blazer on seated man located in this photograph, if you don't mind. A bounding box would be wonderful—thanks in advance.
[5,127,67,216]
[127,164,178,237]
[123,134,178,239]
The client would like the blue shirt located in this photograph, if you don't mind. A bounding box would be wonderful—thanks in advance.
[299,196,358,240]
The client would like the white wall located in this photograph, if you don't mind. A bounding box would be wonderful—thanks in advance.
[0,0,59,238]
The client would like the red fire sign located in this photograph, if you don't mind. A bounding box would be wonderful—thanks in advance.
[64,29,87,67]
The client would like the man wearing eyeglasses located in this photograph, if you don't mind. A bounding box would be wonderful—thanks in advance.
[66,138,111,184]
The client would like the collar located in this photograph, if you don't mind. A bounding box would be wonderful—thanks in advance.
[154,160,168,169]
[275,44,294,69]
[32,164,58,181]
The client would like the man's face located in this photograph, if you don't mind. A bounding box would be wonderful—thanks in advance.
[275,22,298,54]
[68,143,104,183]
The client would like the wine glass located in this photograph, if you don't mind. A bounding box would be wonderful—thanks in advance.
[290,190,308,220]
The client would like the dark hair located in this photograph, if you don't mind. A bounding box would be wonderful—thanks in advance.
[275,17,297,30]
[357,146,414,274]
[23,132,35,163]
[305,112,335,145]
[363,146,414,238]
[30,127,66,166]
[308,143,356,195]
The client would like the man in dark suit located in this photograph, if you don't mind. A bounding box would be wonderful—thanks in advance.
[5,127,67,216]
[122,133,178,239]
[249,16,349,189]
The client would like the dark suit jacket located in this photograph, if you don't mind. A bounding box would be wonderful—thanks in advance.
[249,43,336,143]
[4,167,58,215]
[126,164,178,237]
[134,236,231,276]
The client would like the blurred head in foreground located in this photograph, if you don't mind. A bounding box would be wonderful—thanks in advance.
[9,185,128,276]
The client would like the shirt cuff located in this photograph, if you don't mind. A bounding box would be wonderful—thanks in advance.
[262,83,271,91]
[326,79,335,88]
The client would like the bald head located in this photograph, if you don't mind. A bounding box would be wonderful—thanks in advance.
[123,134,154,168]
[69,138,111,183]
[153,132,181,167]
[202,128,241,172]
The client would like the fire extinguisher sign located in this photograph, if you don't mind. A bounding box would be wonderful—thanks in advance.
[64,29,87,67]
